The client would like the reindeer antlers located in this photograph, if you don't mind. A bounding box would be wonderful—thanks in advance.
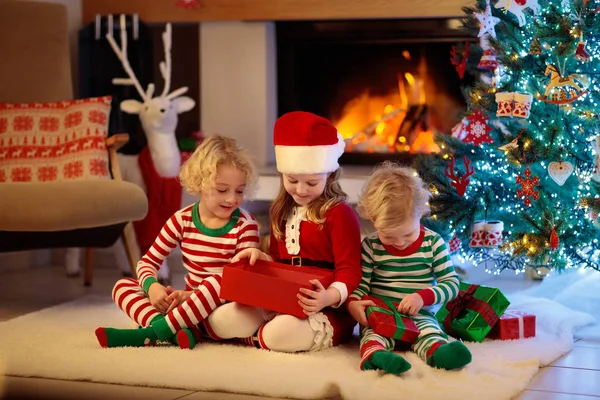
[106,15,189,101]
[450,42,469,79]
[106,14,147,101]
[444,155,475,197]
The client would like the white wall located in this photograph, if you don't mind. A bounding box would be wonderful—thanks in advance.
[200,21,277,167]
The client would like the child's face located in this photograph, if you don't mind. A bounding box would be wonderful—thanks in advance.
[201,165,247,220]
[377,216,421,250]
[282,173,328,206]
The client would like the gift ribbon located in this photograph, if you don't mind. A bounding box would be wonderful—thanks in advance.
[365,298,407,334]
[443,284,501,337]
[503,311,525,339]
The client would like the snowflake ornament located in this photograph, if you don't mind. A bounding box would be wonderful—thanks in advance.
[475,0,501,39]
[463,109,494,145]
[516,167,540,206]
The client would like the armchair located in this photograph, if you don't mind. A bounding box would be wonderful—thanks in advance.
[0,0,148,286]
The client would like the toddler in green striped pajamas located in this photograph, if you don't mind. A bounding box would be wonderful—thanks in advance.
[347,162,472,374]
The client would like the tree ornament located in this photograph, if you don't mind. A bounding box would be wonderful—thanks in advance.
[550,227,559,251]
[498,137,519,151]
[469,220,486,248]
[495,0,541,27]
[450,42,469,79]
[444,155,475,197]
[476,0,501,38]
[592,136,600,182]
[575,39,591,62]
[448,234,462,253]
[478,48,499,70]
[495,92,514,117]
[463,109,494,145]
[483,220,504,247]
[539,64,589,104]
[548,161,573,186]
[451,117,469,141]
[516,167,540,206]
[512,93,533,118]
[529,37,542,55]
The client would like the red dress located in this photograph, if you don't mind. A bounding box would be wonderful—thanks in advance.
[269,202,362,345]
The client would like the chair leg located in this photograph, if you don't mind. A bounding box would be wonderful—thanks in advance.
[83,248,94,287]
[121,222,139,279]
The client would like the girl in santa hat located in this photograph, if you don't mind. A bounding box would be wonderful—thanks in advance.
[202,111,362,352]
[95,135,260,349]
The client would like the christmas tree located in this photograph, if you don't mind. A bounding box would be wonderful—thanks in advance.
[415,0,600,274]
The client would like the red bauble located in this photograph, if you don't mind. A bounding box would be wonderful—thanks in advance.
[550,228,559,251]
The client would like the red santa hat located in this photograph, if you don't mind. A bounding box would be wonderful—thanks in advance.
[273,111,345,174]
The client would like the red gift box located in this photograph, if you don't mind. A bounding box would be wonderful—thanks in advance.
[363,295,420,343]
[220,259,334,319]
[487,309,536,340]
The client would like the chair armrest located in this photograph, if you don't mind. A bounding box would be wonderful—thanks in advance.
[106,133,129,152]
[106,133,130,181]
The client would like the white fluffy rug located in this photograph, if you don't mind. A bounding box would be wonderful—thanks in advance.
[0,288,594,400]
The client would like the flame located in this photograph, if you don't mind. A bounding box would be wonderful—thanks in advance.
[333,53,439,154]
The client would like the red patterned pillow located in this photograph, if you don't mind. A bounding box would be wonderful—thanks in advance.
[0,96,112,183]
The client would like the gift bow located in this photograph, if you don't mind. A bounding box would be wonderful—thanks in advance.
[443,284,501,337]
[366,297,408,329]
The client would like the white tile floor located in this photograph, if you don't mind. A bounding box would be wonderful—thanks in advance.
[0,255,599,400]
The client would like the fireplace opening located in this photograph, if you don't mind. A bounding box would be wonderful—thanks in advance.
[276,19,476,165]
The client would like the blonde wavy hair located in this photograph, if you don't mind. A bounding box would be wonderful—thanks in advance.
[178,135,256,195]
[270,169,348,241]
[356,161,431,230]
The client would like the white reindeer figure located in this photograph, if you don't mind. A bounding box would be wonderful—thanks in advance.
[65,15,195,284]
[495,0,541,27]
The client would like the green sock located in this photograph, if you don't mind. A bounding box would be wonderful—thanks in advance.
[362,351,411,374]
[96,315,173,348]
[149,315,176,341]
[427,341,472,370]
[173,328,198,350]
[95,326,159,348]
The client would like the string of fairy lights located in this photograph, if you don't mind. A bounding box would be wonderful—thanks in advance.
[433,0,600,273]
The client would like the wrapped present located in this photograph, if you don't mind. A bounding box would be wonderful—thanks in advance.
[487,309,536,340]
[364,295,420,343]
[220,259,333,319]
[435,282,510,342]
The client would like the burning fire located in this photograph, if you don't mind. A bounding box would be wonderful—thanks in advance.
[333,54,440,154]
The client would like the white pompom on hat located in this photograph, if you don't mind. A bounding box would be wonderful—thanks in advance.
[274,111,345,174]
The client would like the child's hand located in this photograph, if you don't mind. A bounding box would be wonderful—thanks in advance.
[165,287,192,313]
[397,293,424,316]
[148,282,170,313]
[347,299,376,326]
[298,280,333,316]
[231,248,271,265]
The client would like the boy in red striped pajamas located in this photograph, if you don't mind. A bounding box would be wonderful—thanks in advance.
[95,135,260,349]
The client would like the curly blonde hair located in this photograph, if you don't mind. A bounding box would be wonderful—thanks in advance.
[270,169,348,241]
[178,135,256,195]
[356,161,431,230]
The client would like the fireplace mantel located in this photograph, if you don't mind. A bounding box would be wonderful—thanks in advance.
[82,0,468,24]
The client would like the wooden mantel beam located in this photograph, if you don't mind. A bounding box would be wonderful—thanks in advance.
[82,0,468,24]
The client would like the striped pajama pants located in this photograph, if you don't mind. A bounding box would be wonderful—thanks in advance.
[359,309,448,369]
[111,275,225,335]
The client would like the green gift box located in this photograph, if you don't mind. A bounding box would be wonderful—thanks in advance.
[364,295,420,343]
[435,282,510,342]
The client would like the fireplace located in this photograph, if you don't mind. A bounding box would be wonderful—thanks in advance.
[276,19,476,165]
